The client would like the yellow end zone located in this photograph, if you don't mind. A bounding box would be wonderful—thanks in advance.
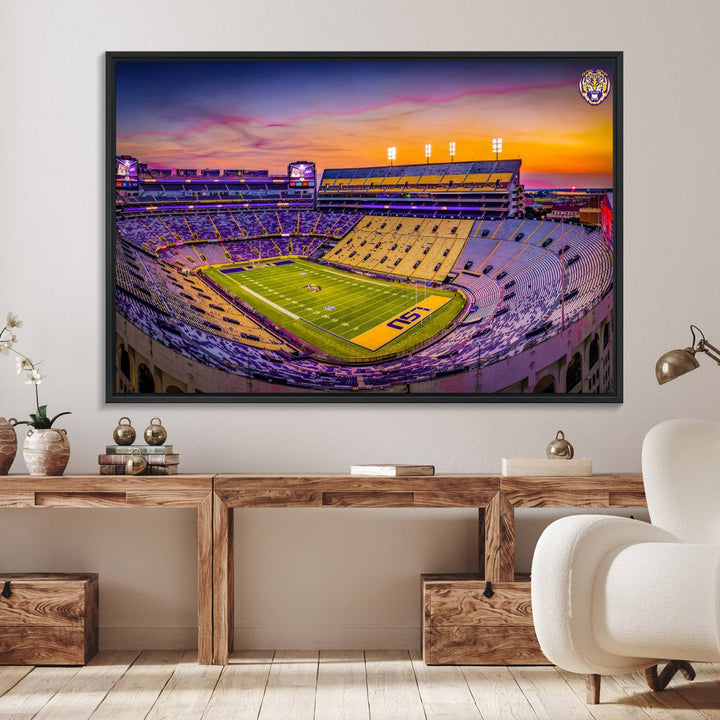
[350,295,451,351]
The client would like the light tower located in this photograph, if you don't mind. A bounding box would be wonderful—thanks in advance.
[387,146,396,167]
[425,143,432,165]
[492,137,503,161]
[449,141,456,163]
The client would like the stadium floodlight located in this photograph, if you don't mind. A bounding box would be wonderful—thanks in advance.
[492,137,503,160]
[387,146,397,166]
[449,141,456,162]
[425,143,432,164]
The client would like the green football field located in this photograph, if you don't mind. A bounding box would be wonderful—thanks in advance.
[201,259,465,361]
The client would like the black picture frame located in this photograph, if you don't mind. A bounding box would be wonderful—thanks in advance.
[106,51,622,403]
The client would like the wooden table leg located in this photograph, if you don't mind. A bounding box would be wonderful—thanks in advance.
[197,493,213,665]
[483,492,515,582]
[213,492,234,665]
[478,507,486,577]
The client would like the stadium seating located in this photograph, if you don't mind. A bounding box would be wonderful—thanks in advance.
[162,216,195,243]
[115,202,612,391]
[323,215,473,282]
[186,215,219,241]
[117,238,294,351]
[114,209,364,356]
[116,210,362,254]
[254,211,282,235]
[127,180,292,204]
[212,214,246,239]
[446,221,612,366]
[452,272,501,323]
[320,160,521,193]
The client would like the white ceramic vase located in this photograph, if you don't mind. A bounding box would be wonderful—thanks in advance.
[22,427,70,476]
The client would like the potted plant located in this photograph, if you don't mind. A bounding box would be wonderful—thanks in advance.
[1,312,72,476]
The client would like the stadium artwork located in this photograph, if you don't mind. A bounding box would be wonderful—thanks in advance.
[106,52,622,402]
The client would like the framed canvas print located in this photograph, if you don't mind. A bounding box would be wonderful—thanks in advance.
[107,51,622,402]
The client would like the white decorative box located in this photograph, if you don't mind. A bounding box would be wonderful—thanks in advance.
[501,457,592,476]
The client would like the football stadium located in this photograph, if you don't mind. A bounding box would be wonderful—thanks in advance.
[112,56,617,397]
[114,158,615,395]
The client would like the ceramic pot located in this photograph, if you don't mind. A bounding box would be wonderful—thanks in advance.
[22,428,70,476]
[0,417,18,475]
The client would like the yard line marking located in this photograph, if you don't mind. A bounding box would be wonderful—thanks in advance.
[235,284,300,320]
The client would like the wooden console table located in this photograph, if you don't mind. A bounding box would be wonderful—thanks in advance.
[212,473,646,665]
[0,473,647,666]
[0,475,214,665]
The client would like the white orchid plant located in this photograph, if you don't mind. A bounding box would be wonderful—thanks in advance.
[0,312,71,429]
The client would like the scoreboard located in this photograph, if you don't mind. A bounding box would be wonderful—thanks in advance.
[288,161,315,189]
[115,156,139,190]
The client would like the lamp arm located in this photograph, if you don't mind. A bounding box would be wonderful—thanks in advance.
[698,340,720,365]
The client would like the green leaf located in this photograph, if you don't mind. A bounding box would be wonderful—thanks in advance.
[36,405,48,419]
[48,411,71,427]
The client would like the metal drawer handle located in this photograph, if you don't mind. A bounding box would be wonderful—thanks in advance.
[483,581,494,599]
[1,581,11,599]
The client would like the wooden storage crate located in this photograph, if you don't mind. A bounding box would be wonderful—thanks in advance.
[0,573,98,665]
[422,573,548,665]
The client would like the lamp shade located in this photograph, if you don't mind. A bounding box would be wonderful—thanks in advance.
[655,348,700,385]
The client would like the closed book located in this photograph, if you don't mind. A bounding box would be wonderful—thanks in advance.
[98,453,179,466]
[350,464,435,477]
[105,445,174,455]
[146,465,179,475]
[98,464,127,475]
[98,464,180,475]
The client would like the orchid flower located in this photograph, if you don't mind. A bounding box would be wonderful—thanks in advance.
[0,312,71,429]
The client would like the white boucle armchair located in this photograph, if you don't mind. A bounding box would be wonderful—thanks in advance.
[531,418,720,704]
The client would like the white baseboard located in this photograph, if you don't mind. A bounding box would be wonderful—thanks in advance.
[99,624,421,650]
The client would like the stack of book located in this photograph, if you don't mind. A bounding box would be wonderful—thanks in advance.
[98,445,180,475]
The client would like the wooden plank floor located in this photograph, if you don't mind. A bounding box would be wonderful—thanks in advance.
[0,651,717,720]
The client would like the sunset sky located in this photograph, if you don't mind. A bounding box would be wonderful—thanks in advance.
[116,57,615,189]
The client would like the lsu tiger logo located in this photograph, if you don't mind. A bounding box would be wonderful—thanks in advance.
[579,69,611,106]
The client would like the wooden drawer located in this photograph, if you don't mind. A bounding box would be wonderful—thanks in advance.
[422,573,548,665]
[0,573,98,665]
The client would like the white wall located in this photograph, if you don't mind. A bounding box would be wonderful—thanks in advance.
[1,0,719,650]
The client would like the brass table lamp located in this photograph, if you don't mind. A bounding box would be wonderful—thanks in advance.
[655,325,720,384]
